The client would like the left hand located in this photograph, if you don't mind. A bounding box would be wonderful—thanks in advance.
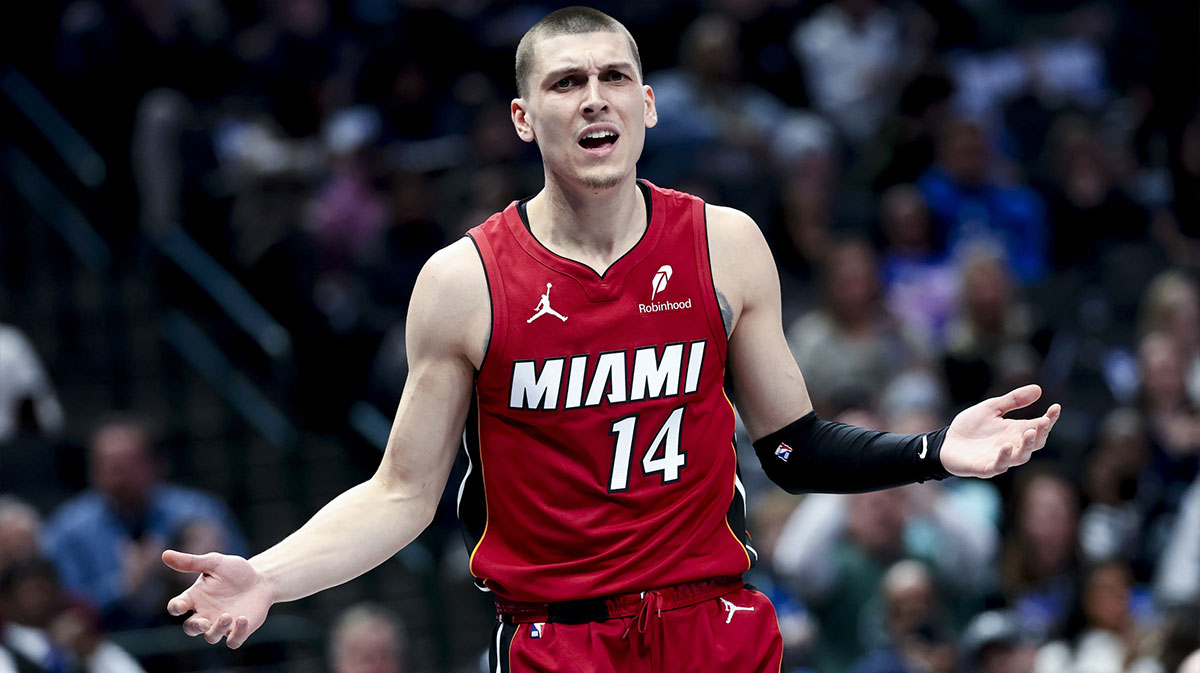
[941,384,1061,478]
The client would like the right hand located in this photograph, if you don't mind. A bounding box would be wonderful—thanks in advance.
[162,549,274,649]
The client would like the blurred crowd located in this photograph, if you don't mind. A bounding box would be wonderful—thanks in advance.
[3,0,1200,671]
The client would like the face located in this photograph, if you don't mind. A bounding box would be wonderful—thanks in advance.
[1019,475,1077,574]
[0,511,40,571]
[1083,563,1132,633]
[91,424,158,511]
[827,243,879,317]
[1,569,62,628]
[942,121,989,186]
[962,256,1011,330]
[333,621,403,673]
[512,31,657,192]
[1139,333,1186,404]
[847,489,907,557]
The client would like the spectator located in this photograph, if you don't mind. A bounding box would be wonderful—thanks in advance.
[848,560,956,673]
[644,12,793,216]
[791,0,913,148]
[328,603,406,673]
[41,416,247,630]
[786,239,929,414]
[0,497,41,579]
[1032,561,1163,673]
[1078,409,1157,573]
[0,557,145,673]
[868,69,957,193]
[1139,271,1200,409]
[773,482,996,673]
[959,610,1038,673]
[1136,332,1200,511]
[876,184,958,349]
[1039,115,1154,275]
[942,248,1044,412]
[767,121,840,326]
[999,467,1081,641]
[916,118,1049,284]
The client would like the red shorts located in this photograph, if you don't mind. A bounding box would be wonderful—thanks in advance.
[488,579,783,673]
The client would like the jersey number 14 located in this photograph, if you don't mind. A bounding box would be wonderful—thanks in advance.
[608,405,687,492]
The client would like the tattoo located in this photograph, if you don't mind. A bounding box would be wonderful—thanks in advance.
[716,289,733,338]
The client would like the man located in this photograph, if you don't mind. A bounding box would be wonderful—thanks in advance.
[43,416,247,630]
[328,603,407,673]
[162,8,1060,672]
[0,557,146,673]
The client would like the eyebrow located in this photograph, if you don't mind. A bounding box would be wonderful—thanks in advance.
[541,61,637,86]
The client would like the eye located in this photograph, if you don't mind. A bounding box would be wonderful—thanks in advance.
[607,71,626,82]
[553,77,575,90]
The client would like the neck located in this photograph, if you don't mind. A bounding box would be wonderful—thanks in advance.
[526,177,646,272]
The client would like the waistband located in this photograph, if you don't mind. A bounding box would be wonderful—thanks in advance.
[494,575,745,624]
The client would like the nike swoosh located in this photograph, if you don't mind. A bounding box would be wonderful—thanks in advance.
[918,435,928,459]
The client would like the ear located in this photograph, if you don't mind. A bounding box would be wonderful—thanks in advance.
[511,98,536,143]
[643,85,657,129]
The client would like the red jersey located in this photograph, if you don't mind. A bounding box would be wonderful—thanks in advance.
[461,181,754,602]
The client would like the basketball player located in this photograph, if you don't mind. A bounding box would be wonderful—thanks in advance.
[161,8,1061,671]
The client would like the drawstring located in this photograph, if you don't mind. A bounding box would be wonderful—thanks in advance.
[623,590,664,639]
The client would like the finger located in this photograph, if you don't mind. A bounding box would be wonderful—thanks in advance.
[990,384,1042,415]
[1045,403,1062,429]
[227,616,251,650]
[167,593,194,617]
[204,613,233,645]
[1030,416,1050,449]
[991,443,1015,475]
[1017,428,1037,463]
[1032,403,1062,450]
[163,549,217,574]
[183,616,211,637]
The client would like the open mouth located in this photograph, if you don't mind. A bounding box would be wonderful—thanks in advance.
[579,130,619,150]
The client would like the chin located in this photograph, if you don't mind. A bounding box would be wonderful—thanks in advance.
[577,166,631,191]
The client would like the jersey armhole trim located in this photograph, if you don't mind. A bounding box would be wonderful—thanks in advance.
[694,200,729,363]
[466,232,505,372]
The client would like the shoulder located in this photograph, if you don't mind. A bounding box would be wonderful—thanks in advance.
[701,204,780,333]
[704,204,775,290]
[44,493,105,537]
[413,238,489,313]
[704,204,766,249]
[408,237,490,367]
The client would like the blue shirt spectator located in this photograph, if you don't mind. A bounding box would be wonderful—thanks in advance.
[41,417,247,630]
[917,119,1048,285]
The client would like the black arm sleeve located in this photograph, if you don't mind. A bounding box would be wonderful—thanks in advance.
[751,411,952,494]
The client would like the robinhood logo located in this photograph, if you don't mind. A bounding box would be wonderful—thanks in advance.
[639,298,693,313]
[641,264,691,313]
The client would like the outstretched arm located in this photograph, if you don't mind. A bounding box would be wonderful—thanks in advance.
[162,239,490,648]
[706,205,1060,489]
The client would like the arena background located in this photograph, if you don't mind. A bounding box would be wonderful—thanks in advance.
[2,0,1199,672]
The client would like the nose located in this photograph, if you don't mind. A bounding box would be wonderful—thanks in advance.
[581,77,608,115]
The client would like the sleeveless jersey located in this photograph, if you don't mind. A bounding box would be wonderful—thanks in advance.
[462,180,755,603]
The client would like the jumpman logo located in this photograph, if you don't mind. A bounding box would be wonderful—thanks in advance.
[719,597,755,624]
[527,283,568,324]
